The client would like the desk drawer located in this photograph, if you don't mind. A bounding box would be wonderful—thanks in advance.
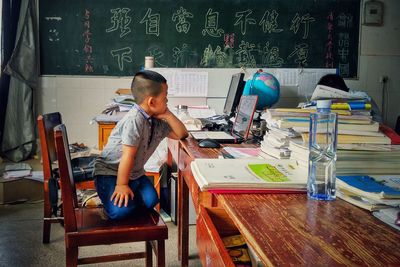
[197,206,239,267]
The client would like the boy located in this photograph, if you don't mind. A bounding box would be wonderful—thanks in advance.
[93,70,188,220]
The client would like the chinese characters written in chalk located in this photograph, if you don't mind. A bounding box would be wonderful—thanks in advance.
[290,13,315,39]
[172,7,193,34]
[83,9,94,73]
[337,13,353,77]
[202,8,224,37]
[325,11,334,68]
[140,8,160,36]
[111,47,132,71]
[96,5,356,74]
[106,8,132,38]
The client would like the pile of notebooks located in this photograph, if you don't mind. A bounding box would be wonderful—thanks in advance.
[289,141,400,175]
[261,102,400,175]
[336,175,400,212]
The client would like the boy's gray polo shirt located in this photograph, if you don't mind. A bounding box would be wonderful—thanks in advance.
[94,106,171,180]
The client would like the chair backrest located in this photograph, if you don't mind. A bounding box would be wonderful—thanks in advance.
[53,124,79,232]
[37,112,62,181]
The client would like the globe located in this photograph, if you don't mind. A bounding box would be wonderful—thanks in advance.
[243,72,280,110]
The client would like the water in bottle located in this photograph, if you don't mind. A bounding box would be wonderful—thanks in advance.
[307,100,338,201]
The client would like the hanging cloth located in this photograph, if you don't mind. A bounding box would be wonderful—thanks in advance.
[2,0,39,162]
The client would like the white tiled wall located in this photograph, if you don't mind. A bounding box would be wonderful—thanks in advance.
[37,0,400,147]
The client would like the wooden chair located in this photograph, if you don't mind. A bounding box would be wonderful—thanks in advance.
[38,112,95,244]
[54,124,167,266]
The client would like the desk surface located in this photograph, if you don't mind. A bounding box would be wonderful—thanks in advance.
[170,138,400,266]
[218,194,400,266]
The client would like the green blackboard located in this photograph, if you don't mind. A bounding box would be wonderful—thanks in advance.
[39,0,360,77]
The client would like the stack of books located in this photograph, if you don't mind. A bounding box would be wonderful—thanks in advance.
[261,103,400,176]
[190,158,308,193]
[264,106,391,145]
[336,175,400,211]
[259,127,298,159]
[289,141,400,175]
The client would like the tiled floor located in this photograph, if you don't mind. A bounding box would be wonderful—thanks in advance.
[0,158,201,266]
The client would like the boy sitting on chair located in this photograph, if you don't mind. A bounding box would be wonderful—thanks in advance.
[93,70,188,220]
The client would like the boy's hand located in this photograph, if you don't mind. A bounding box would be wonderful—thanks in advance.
[110,185,134,207]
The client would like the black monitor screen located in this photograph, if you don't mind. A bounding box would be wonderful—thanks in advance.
[223,73,245,116]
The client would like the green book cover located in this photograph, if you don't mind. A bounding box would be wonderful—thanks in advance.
[247,163,289,182]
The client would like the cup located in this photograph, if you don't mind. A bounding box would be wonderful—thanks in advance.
[144,56,154,68]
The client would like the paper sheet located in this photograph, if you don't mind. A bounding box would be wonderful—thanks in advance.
[152,68,208,97]
[275,69,299,86]
[298,69,337,100]
[311,84,361,100]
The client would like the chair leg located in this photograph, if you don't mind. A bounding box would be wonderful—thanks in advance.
[156,240,165,267]
[145,241,152,267]
[42,219,51,244]
[43,180,52,243]
[66,246,78,267]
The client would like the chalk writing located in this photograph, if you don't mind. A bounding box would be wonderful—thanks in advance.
[103,65,109,74]
[140,8,160,36]
[44,16,62,21]
[224,33,235,48]
[338,32,350,47]
[83,9,93,73]
[39,0,360,77]
[147,46,167,67]
[288,43,309,67]
[48,29,60,42]
[261,42,284,67]
[338,32,350,76]
[172,7,193,34]
[234,9,256,35]
[110,47,132,70]
[106,8,132,38]
[338,63,349,77]
[172,43,196,67]
[337,13,353,77]
[200,45,232,67]
[235,40,256,67]
[259,10,283,34]
[290,13,315,39]
[202,8,224,37]
[337,13,353,28]
[325,11,334,68]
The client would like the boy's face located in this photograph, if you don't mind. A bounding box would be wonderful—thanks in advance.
[152,83,168,115]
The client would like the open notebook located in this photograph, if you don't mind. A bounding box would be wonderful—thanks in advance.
[190,95,258,143]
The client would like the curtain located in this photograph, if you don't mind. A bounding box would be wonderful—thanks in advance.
[1,0,39,162]
[0,0,21,146]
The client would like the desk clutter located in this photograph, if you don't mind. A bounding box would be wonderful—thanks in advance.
[222,235,252,266]
[253,94,400,230]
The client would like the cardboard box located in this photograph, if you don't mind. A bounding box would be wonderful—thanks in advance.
[0,178,43,204]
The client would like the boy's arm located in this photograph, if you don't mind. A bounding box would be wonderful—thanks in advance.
[111,144,137,207]
[156,109,189,140]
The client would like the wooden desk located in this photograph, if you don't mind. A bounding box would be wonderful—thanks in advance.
[167,137,400,267]
[97,121,116,150]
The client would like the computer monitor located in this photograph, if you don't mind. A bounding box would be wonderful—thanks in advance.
[223,73,245,117]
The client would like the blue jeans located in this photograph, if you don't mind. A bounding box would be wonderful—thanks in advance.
[94,175,159,220]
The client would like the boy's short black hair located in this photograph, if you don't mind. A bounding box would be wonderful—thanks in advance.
[317,74,349,92]
[133,70,167,84]
[130,70,167,104]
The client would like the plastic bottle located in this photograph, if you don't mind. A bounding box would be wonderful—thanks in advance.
[307,100,338,201]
